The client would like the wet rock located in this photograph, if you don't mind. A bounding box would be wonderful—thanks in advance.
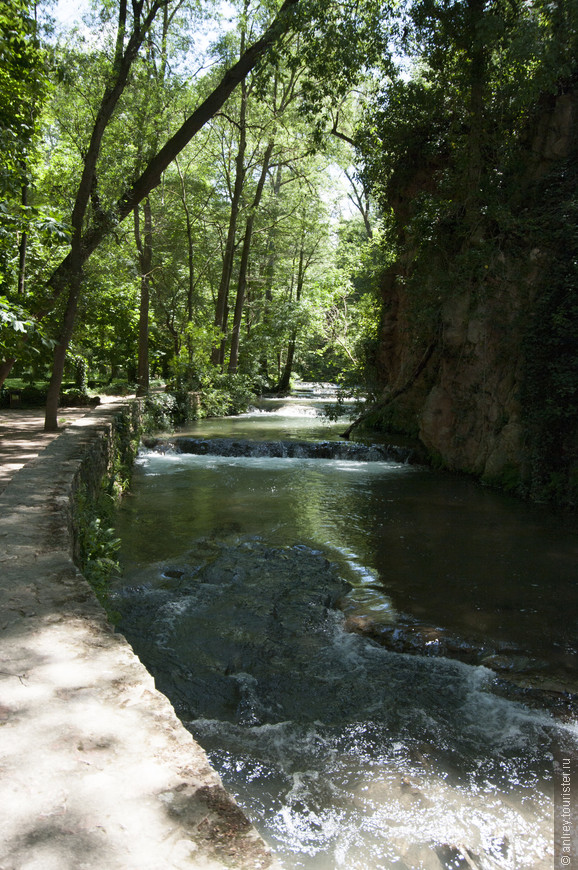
[399,776,433,807]
[479,653,545,672]
[115,537,352,724]
[150,436,418,464]
[343,615,489,665]
[341,610,578,718]
[400,844,445,870]
[162,567,185,580]
[435,843,483,869]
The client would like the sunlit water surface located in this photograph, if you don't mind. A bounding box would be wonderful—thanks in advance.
[113,394,578,869]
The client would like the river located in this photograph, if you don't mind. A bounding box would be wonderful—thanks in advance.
[113,386,578,869]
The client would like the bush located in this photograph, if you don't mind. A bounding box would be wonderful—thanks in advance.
[142,392,181,432]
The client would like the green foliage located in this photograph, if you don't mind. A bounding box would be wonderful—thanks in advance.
[521,155,578,507]
[60,387,96,406]
[0,0,50,294]
[193,372,256,417]
[0,0,48,196]
[75,487,120,607]
[141,392,181,432]
[357,0,578,330]
[0,295,54,360]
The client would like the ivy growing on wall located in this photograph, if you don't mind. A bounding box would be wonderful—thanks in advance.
[521,152,578,506]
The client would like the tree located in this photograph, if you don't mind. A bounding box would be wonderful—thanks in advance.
[0,0,50,382]
[134,197,153,395]
[2,0,402,416]
[39,0,302,429]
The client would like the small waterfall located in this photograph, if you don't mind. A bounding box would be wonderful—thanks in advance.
[143,436,416,464]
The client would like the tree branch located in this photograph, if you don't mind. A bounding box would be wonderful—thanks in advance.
[341,341,438,440]
[44,0,301,309]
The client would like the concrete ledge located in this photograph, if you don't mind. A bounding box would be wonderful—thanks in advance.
[0,405,277,870]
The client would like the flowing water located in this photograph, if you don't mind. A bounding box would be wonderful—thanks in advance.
[113,386,578,869]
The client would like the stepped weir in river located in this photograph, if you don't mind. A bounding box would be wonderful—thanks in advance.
[143,436,415,463]
[114,384,578,869]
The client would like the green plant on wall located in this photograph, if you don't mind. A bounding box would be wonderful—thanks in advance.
[75,487,121,608]
[521,153,578,507]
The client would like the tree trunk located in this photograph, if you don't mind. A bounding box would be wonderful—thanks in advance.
[184,200,195,364]
[228,141,274,374]
[43,0,159,431]
[344,169,372,239]
[277,339,295,392]
[211,50,248,368]
[134,197,153,396]
[44,267,83,431]
[0,358,16,391]
[258,162,283,379]
[18,182,28,296]
[276,245,304,392]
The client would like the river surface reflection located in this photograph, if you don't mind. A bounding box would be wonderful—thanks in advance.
[114,394,578,869]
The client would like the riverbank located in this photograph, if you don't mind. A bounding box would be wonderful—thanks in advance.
[0,401,277,870]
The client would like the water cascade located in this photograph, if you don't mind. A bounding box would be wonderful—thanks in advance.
[143,436,415,464]
[113,387,578,869]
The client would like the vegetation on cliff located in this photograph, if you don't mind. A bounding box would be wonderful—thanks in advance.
[350,0,578,506]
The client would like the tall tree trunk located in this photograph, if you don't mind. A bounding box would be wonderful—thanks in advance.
[184,201,195,365]
[44,263,83,432]
[228,141,274,374]
[18,182,28,296]
[259,162,283,378]
[276,245,304,392]
[134,197,153,396]
[344,169,372,239]
[43,0,157,431]
[211,54,248,368]
[0,359,16,391]
[175,158,196,361]
[277,340,295,393]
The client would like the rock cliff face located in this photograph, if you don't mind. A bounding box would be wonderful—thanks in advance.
[371,86,578,503]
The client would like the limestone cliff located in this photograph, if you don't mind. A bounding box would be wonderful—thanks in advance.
[365,85,578,505]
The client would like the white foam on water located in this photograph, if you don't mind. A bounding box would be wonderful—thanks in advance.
[182,625,564,870]
[138,449,411,476]
[247,403,322,418]
[189,698,558,869]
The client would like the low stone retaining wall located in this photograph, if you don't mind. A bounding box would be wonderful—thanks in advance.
[0,402,277,870]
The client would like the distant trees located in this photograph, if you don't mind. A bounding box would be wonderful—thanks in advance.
[0,0,392,427]
[0,0,51,382]
[0,0,388,422]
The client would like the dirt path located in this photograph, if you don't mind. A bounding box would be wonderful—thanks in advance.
[0,402,278,870]
[0,407,93,494]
